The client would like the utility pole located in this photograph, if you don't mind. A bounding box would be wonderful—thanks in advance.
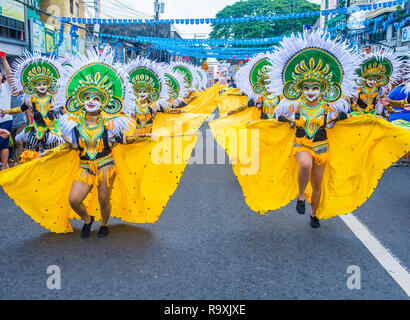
[154,0,165,60]
[94,0,100,51]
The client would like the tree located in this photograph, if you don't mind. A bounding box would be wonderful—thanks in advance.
[209,0,320,39]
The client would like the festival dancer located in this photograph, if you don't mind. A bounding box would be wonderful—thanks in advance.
[162,64,190,109]
[209,53,279,138]
[171,62,201,104]
[0,52,64,162]
[122,57,209,139]
[351,48,403,118]
[212,31,410,228]
[0,49,139,236]
[386,62,410,166]
[229,52,281,119]
[170,62,221,115]
[120,57,173,136]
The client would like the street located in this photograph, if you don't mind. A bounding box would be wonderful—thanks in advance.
[0,111,409,300]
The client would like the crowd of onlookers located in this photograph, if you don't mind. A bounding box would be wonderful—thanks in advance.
[0,52,31,170]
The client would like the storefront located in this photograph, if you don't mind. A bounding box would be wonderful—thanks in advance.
[0,0,27,58]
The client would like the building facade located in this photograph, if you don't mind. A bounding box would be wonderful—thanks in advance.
[0,0,29,59]
[322,0,410,58]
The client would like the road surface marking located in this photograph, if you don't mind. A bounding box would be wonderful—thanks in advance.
[340,213,410,297]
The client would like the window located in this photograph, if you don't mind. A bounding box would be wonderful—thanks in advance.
[0,16,25,40]
[75,3,79,17]
[325,0,329,9]
[70,0,74,14]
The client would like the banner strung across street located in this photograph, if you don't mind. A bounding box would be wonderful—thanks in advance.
[0,0,25,22]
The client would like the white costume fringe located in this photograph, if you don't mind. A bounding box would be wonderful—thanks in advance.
[267,30,362,117]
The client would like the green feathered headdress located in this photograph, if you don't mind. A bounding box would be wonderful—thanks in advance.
[12,51,62,96]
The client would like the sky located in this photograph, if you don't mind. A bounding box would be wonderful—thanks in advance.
[100,0,321,38]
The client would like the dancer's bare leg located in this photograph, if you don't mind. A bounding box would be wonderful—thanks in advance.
[97,165,116,227]
[296,151,313,201]
[309,162,325,217]
[69,179,93,223]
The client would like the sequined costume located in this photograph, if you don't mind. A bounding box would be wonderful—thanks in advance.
[352,48,403,117]
[6,52,64,161]
[211,31,410,220]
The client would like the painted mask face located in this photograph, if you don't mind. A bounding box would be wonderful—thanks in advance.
[35,79,49,95]
[302,82,321,102]
[263,77,272,94]
[137,88,149,101]
[84,94,102,113]
[365,76,378,87]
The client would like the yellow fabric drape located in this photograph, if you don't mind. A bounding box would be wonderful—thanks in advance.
[181,83,223,115]
[152,112,209,137]
[211,114,410,219]
[217,93,249,117]
[209,107,261,135]
[0,133,199,233]
[0,88,223,233]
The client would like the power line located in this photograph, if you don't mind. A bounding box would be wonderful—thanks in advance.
[101,4,152,19]
[103,0,153,17]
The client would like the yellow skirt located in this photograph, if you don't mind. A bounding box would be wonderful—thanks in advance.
[293,137,329,166]
[212,114,410,220]
[0,111,204,233]
[75,153,117,187]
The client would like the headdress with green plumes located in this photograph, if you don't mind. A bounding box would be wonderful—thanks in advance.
[268,30,361,116]
[12,51,63,96]
[235,53,272,102]
[170,62,196,90]
[121,56,169,111]
[356,47,403,87]
[55,47,133,117]
[164,64,189,102]
[57,48,133,143]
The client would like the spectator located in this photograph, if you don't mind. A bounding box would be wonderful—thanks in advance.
[10,92,26,165]
[0,51,14,170]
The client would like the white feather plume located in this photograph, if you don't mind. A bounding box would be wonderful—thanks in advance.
[267,30,362,117]
[163,63,190,103]
[169,61,197,92]
[11,51,64,94]
[235,52,271,102]
[359,46,404,85]
[404,60,410,94]
[118,56,169,111]
[55,47,134,116]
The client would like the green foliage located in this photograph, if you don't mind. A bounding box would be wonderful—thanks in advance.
[209,0,320,39]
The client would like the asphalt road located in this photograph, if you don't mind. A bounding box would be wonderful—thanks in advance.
[0,109,409,300]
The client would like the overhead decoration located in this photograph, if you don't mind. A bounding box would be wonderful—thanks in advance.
[58,0,405,26]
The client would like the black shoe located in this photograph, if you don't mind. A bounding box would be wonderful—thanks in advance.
[296,199,306,214]
[97,226,109,238]
[310,216,320,228]
[399,160,409,167]
[81,216,94,238]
